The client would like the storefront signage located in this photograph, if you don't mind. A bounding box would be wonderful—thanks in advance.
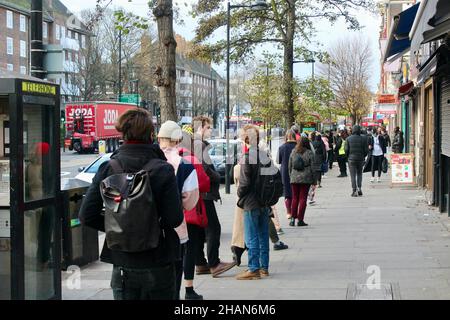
[21,82,56,96]
[391,153,414,184]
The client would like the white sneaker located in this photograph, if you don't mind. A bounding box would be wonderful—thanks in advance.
[377,177,381,183]
[370,177,374,183]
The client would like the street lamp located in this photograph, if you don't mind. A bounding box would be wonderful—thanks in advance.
[293,59,316,79]
[226,0,269,194]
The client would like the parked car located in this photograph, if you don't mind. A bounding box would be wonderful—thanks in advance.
[207,139,244,182]
[75,153,112,183]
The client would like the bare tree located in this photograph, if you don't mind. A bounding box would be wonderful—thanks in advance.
[325,36,373,125]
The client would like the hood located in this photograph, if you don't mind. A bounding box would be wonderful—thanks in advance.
[114,143,167,161]
[352,125,361,135]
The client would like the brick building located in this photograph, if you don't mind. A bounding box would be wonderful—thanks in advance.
[0,0,89,108]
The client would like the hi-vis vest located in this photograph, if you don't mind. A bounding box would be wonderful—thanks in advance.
[339,140,346,155]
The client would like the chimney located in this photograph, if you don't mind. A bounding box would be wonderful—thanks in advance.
[31,0,45,79]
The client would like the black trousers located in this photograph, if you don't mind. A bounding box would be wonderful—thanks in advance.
[111,263,177,300]
[174,243,186,300]
[328,150,334,169]
[371,155,383,177]
[348,160,364,192]
[337,155,347,175]
[184,224,204,280]
[196,199,221,268]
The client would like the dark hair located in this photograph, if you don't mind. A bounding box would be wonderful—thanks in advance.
[295,136,311,154]
[115,109,154,143]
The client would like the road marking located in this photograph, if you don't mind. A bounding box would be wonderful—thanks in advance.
[61,172,71,176]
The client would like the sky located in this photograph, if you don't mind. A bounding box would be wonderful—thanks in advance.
[61,0,381,90]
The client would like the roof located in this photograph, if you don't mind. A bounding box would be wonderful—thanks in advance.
[176,53,224,82]
[384,3,420,62]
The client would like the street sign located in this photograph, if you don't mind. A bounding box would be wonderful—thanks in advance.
[119,94,140,105]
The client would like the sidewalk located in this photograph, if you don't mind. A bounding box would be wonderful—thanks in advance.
[62,165,450,300]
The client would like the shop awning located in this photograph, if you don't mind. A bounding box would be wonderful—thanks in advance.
[422,0,450,43]
[409,0,439,57]
[398,81,414,97]
[384,3,420,62]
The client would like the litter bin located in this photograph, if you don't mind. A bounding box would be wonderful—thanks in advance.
[61,178,99,270]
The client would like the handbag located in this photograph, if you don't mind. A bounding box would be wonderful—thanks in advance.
[185,199,208,228]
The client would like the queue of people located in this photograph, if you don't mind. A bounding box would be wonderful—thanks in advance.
[78,110,402,301]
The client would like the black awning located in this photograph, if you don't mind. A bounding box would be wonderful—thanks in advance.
[384,3,420,62]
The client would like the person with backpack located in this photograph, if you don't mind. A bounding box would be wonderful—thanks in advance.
[79,109,184,300]
[276,129,298,220]
[345,125,369,197]
[236,124,281,280]
[158,120,206,300]
[191,116,236,277]
[288,136,315,227]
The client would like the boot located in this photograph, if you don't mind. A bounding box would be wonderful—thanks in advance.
[231,246,245,267]
[289,217,295,227]
[185,287,203,300]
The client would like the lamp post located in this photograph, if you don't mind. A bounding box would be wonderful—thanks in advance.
[226,0,269,194]
[293,59,316,79]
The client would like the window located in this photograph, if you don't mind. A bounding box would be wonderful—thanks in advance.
[68,30,72,39]
[61,26,66,39]
[81,35,86,48]
[43,22,48,38]
[20,66,26,75]
[6,11,13,29]
[7,37,13,55]
[74,32,79,40]
[20,15,26,32]
[7,64,13,71]
[55,24,60,40]
[20,40,27,58]
[180,70,185,77]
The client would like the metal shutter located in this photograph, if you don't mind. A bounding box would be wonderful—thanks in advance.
[442,78,450,157]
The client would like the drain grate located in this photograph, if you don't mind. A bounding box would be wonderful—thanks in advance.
[346,283,401,300]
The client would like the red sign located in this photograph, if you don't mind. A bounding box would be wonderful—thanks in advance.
[378,94,397,104]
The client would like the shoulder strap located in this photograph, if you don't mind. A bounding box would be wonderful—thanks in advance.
[109,159,123,174]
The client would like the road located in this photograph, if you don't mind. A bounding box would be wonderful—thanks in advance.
[60,149,99,179]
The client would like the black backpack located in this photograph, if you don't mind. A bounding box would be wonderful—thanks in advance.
[255,151,283,207]
[292,152,305,171]
[100,159,161,253]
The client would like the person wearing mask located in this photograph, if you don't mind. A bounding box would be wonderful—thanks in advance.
[236,125,271,280]
[392,127,404,154]
[369,127,387,183]
[276,129,298,219]
[334,130,348,177]
[288,136,315,227]
[158,121,206,300]
[79,109,183,300]
[345,125,369,197]
[192,116,236,277]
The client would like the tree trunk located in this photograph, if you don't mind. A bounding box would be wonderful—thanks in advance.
[153,0,177,122]
[283,4,295,129]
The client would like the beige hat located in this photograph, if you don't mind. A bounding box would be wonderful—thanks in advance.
[158,120,182,141]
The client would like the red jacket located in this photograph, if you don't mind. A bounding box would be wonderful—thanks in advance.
[178,148,210,193]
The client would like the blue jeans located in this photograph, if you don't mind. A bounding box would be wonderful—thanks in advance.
[244,208,270,272]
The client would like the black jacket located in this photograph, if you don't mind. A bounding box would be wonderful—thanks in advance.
[78,143,184,269]
[345,125,369,162]
[334,136,345,156]
[368,134,387,155]
[392,132,404,153]
[311,139,326,171]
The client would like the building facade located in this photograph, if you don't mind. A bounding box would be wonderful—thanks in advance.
[175,53,225,125]
[0,0,89,109]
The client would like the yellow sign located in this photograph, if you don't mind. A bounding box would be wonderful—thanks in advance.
[22,81,56,95]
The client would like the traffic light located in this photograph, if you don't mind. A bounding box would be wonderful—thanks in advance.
[60,110,65,123]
